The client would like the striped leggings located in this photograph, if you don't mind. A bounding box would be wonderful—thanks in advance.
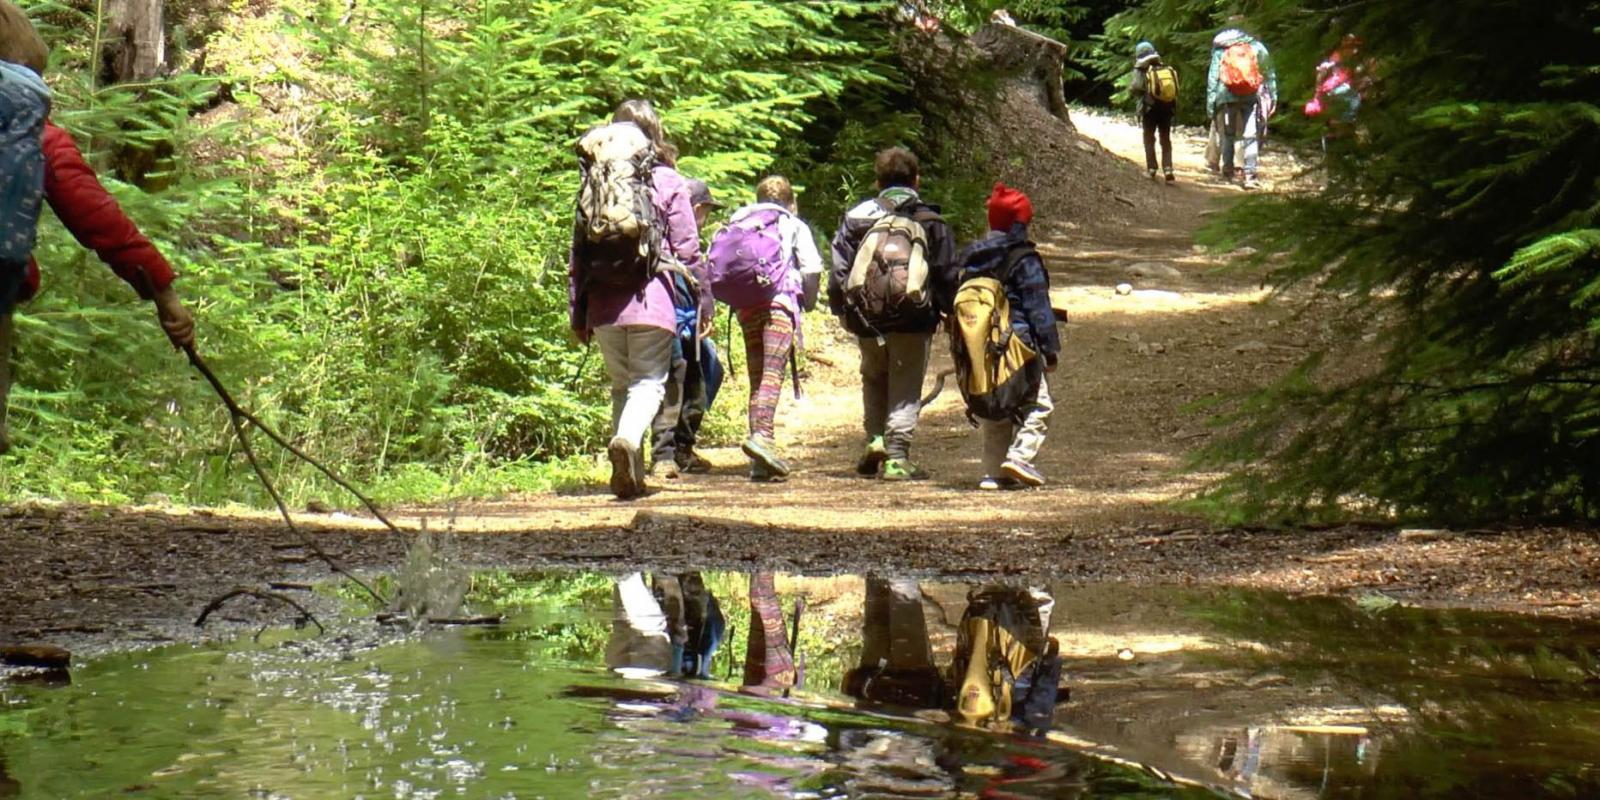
[738,306,795,441]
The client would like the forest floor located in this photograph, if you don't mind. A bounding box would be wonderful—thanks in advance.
[3,108,1598,655]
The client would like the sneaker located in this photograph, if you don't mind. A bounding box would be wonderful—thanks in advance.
[1221,167,1236,183]
[607,436,645,499]
[1148,168,1158,180]
[650,460,681,480]
[750,463,788,483]
[678,449,713,474]
[882,459,929,482]
[742,436,791,478]
[978,476,1020,491]
[1242,177,1260,190]
[1165,171,1176,184]
[856,436,889,476]
[1000,458,1045,488]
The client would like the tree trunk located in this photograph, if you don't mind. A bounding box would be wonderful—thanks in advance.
[971,23,1074,130]
[102,0,166,84]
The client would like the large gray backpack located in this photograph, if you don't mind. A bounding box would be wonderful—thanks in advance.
[574,122,661,291]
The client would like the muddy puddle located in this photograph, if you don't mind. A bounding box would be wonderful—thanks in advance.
[3,571,1599,798]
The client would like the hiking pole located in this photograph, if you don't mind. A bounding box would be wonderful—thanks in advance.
[788,346,803,401]
[788,596,806,692]
[182,343,391,605]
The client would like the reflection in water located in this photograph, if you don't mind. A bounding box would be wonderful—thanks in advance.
[2,571,1599,798]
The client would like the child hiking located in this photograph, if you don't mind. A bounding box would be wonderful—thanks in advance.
[828,147,957,481]
[649,178,724,479]
[569,99,707,500]
[951,184,1059,490]
[708,175,824,481]
[1129,41,1178,183]
[1,1,196,455]
[1206,22,1277,190]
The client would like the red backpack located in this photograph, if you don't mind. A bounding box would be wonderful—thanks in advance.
[1221,41,1264,96]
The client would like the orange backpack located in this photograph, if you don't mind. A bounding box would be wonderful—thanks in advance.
[1221,41,1264,96]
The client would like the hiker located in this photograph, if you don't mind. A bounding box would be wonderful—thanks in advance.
[708,175,824,481]
[1206,22,1277,190]
[649,178,725,478]
[0,1,196,455]
[949,584,1062,734]
[1129,41,1178,183]
[604,571,725,679]
[570,99,706,499]
[842,576,946,709]
[952,184,1058,490]
[741,572,799,695]
[828,147,957,481]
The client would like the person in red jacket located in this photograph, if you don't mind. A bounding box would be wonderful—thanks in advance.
[1,3,195,454]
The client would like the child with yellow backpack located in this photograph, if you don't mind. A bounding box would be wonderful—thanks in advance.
[1130,41,1179,183]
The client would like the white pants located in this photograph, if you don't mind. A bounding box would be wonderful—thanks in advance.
[595,324,673,448]
[605,572,673,676]
[980,379,1054,475]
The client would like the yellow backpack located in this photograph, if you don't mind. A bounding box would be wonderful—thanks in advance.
[1147,64,1179,104]
[951,243,1043,423]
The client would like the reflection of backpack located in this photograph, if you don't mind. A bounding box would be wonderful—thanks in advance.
[950,587,1063,732]
[574,122,661,291]
[1221,41,1264,96]
[708,207,794,310]
[0,62,50,271]
[846,199,936,326]
[1146,64,1179,104]
[951,244,1043,423]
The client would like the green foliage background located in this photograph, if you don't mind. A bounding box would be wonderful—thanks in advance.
[0,0,966,506]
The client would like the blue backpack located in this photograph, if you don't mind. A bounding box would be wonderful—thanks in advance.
[0,61,50,272]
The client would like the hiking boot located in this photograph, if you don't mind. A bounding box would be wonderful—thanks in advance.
[742,436,791,478]
[1220,167,1236,183]
[647,459,680,480]
[856,436,889,476]
[1147,168,1158,180]
[607,436,646,499]
[678,449,712,474]
[882,459,929,482]
[1001,458,1045,488]
[1165,171,1176,184]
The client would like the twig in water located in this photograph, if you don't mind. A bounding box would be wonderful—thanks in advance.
[195,587,326,635]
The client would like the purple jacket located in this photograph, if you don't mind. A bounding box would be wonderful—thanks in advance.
[569,163,706,334]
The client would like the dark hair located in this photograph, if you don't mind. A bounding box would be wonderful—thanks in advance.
[756,175,795,207]
[613,99,665,149]
[875,147,919,190]
[0,0,48,75]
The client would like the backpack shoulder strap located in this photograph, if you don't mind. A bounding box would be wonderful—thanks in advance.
[1000,241,1039,281]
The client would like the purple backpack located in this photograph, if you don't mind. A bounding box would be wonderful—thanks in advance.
[708,207,795,310]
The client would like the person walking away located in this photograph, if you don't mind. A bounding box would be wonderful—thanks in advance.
[708,175,824,481]
[1,2,195,455]
[828,147,957,481]
[1206,23,1277,190]
[570,99,706,499]
[650,178,724,478]
[952,184,1059,490]
[672,180,725,473]
[1129,41,1178,183]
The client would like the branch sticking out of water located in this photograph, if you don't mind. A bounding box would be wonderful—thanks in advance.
[194,587,327,635]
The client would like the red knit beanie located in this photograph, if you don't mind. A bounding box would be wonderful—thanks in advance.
[987,182,1034,231]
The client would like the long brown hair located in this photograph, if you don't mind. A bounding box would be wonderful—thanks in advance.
[613,99,676,166]
[0,0,48,75]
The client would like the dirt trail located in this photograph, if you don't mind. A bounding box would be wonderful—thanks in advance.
[4,111,1598,652]
[428,108,1288,535]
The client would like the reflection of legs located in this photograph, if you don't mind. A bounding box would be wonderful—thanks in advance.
[0,312,12,454]
[846,577,942,707]
[606,572,674,675]
[742,573,795,692]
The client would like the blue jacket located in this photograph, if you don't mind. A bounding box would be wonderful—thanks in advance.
[957,224,1060,362]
